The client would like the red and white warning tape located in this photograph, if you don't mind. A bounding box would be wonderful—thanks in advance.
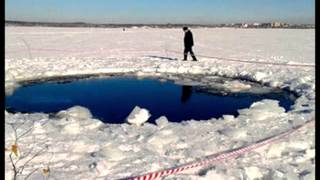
[122,119,314,180]
[167,50,315,68]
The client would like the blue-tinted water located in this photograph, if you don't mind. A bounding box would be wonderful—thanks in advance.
[5,77,295,123]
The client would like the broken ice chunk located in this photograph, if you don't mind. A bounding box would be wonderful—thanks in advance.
[155,116,169,128]
[126,106,151,126]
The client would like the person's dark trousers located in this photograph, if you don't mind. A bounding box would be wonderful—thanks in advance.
[183,46,197,61]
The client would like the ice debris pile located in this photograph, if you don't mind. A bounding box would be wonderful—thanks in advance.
[4,100,314,179]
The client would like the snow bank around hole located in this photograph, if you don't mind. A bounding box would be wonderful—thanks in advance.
[222,80,252,92]
[238,99,286,121]
[5,27,314,179]
[56,106,93,119]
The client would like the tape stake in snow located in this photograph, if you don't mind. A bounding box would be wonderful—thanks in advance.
[122,119,314,180]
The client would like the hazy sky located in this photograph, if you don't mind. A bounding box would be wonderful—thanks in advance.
[5,0,315,24]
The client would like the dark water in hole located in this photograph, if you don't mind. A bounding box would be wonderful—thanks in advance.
[5,77,295,123]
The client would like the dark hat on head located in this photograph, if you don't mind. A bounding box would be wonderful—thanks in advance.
[182,26,188,31]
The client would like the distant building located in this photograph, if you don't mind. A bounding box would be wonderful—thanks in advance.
[242,23,248,28]
[282,23,289,28]
[233,23,242,28]
[272,22,282,28]
[248,23,261,28]
[305,24,315,28]
[271,22,291,28]
[260,23,272,28]
[253,22,261,26]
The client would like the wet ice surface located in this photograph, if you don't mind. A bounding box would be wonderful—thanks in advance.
[6,75,295,123]
[5,27,315,180]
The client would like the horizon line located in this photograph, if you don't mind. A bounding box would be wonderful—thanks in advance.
[5,20,315,25]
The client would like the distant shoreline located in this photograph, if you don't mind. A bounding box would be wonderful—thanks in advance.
[5,20,314,29]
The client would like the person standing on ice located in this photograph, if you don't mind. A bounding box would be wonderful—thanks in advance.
[183,27,197,61]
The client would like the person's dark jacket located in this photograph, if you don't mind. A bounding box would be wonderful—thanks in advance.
[184,30,194,48]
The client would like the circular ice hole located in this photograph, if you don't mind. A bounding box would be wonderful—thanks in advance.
[5,76,295,123]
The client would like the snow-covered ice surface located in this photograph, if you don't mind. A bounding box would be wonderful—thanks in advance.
[5,27,315,179]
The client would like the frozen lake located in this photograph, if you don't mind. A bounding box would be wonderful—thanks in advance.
[5,27,314,63]
[4,27,314,180]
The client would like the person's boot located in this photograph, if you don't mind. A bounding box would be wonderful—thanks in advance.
[192,55,197,61]
[183,54,187,61]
